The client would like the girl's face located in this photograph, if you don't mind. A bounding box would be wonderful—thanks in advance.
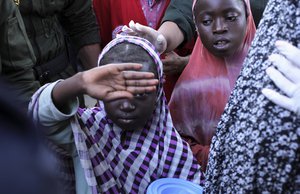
[104,63,157,131]
[194,0,247,58]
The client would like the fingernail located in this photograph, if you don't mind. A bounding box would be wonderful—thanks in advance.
[268,54,281,62]
[129,20,134,27]
[135,23,141,30]
[268,55,276,63]
[122,25,128,31]
[275,40,290,49]
[261,88,272,96]
[265,67,271,75]
[275,40,285,46]
[265,66,275,76]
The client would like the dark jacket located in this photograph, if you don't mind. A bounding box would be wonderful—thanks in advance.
[0,0,40,106]
[19,0,100,82]
[250,0,269,27]
[162,0,195,43]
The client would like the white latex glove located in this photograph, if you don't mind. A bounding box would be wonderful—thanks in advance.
[122,20,167,54]
[262,40,300,116]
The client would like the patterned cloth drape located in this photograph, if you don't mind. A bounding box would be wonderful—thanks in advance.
[205,0,300,193]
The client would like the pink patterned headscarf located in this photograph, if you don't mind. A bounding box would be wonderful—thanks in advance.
[71,36,204,193]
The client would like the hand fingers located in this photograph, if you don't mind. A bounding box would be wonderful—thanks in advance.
[162,64,173,74]
[129,20,138,31]
[121,25,136,35]
[135,22,153,33]
[162,51,177,65]
[163,51,176,58]
[103,86,157,102]
[135,23,167,53]
[113,63,143,71]
[266,66,297,97]
[262,88,295,112]
[162,58,173,66]
[129,21,150,37]
[123,71,156,79]
[275,40,300,68]
[269,54,300,83]
[104,91,134,102]
[126,86,157,94]
[125,79,158,87]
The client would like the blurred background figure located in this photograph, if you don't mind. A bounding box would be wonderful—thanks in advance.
[0,78,61,194]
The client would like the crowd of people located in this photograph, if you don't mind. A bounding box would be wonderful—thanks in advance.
[0,0,299,193]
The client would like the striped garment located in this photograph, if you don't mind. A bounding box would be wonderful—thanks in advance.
[70,36,204,193]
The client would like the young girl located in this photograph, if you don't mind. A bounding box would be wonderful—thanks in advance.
[168,0,256,171]
[29,36,203,194]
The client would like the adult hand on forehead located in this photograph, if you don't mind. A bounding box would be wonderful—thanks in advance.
[82,63,158,101]
[122,21,167,54]
[262,40,300,116]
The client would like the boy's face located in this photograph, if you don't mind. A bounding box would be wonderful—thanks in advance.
[104,63,157,131]
[194,0,247,58]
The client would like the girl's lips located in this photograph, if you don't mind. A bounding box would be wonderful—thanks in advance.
[213,40,230,50]
[118,118,135,124]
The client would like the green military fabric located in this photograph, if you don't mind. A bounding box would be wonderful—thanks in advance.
[250,0,269,27]
[162,0,195,43]
[0,0,40,106]
[18,0,100,83]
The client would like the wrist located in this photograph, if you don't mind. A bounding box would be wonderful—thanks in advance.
[74,71,87,96]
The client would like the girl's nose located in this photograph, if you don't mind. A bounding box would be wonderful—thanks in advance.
[213,18,228,34]
[120,100,135,112]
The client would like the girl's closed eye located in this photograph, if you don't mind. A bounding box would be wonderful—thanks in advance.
[134,92,149,98]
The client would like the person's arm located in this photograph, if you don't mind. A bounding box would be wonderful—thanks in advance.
[125,21,184,54]
[78,43,101,69]
[262,40,300,116]
[160,0,195,49]
[158,22,184,53]
[124,0,194,53]
[52,63,158,112]
[60,0,101,69]
[30,63,158,150]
